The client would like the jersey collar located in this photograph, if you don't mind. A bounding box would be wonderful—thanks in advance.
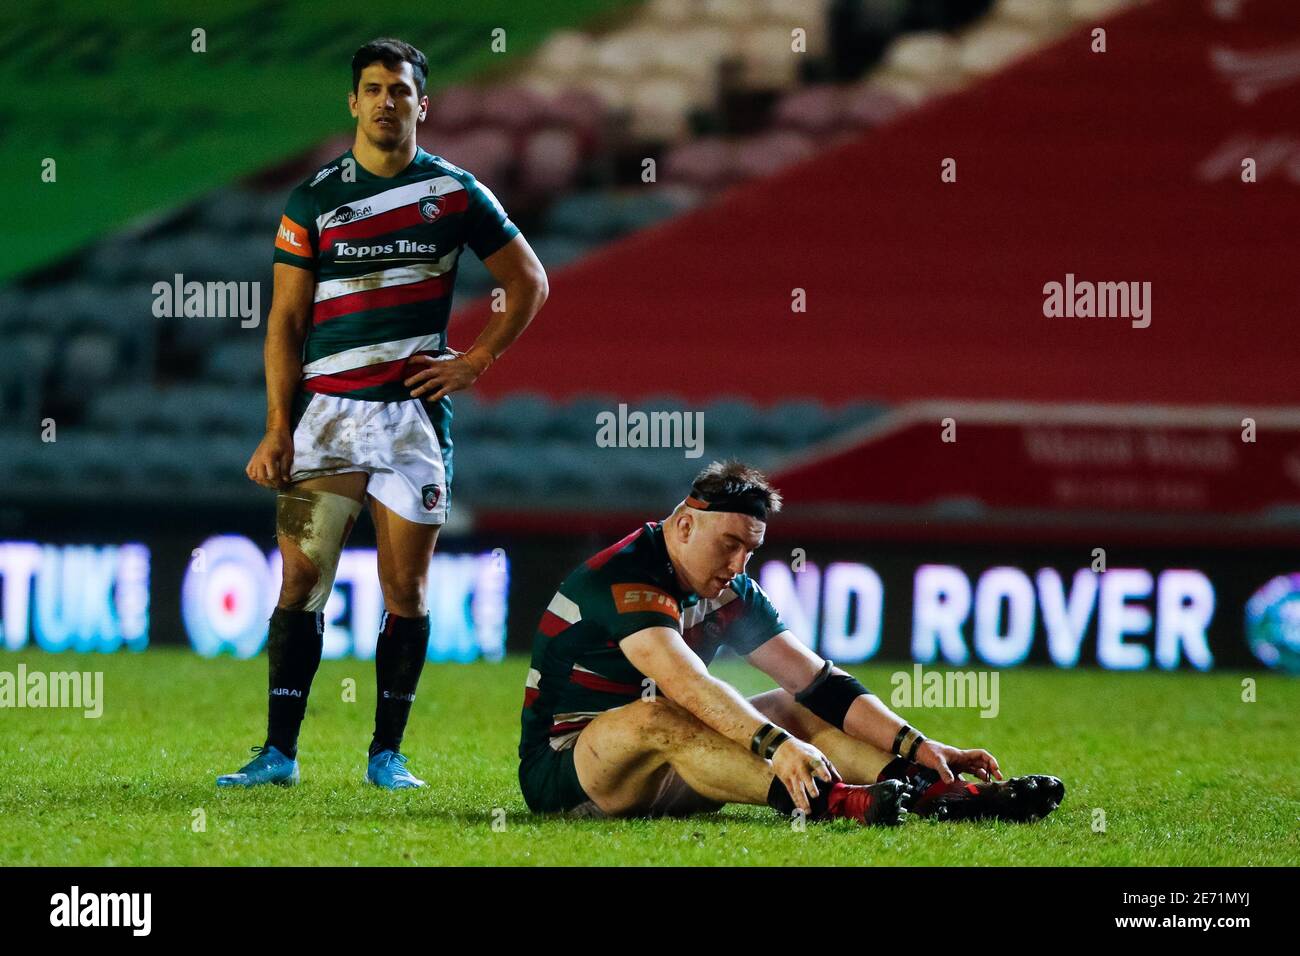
[347,145,427,181]
[646,521,700,609]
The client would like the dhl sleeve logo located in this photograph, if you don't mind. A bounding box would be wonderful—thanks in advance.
[275,216,310,256]
[611,584,680,621]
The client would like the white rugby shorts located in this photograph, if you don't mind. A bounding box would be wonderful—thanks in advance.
[288,391,451,525]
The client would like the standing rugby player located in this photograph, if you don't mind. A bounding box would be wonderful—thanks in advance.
[219,38,547,789]
[519,461,1065,824]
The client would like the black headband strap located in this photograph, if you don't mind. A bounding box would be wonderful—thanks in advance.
[686,484,769,521]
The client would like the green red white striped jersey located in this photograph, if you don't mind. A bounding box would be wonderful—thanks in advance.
[519,522,788,758]
[273,147,519,402]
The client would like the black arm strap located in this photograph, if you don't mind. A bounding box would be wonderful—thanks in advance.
[794,660,870,730]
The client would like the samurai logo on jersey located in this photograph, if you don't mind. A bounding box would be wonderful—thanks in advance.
[325,204,372,227]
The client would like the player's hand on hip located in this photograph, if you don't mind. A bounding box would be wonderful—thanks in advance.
[246,428,294,490]
[914,740,1002,783]
[770,736,839,814]
[403,350,479,401]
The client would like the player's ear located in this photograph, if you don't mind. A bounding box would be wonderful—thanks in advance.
[418,94,428,122]
[347,90,359,118]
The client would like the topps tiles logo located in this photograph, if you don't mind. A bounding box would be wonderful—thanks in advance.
[333,239,439,259]
[50,886,151,936]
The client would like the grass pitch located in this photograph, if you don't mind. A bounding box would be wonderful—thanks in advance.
[1,649,1296,866]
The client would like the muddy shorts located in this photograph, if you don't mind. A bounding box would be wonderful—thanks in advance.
[287,389,453,525]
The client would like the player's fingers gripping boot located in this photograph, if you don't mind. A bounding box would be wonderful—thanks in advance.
[824,779,910,826]
[366,750,426,790]
[914,774,1065,823]
[216,745,300,788]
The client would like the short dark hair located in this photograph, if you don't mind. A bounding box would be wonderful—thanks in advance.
[690,460,783,516]
[351,38,429,96]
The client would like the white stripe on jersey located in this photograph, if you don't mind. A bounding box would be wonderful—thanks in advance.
[679,587,738,631]
[313,252,461,303]
[301,332,443,377]
[315,175,465,233]
[525,668,542,690]
[548,730,582,751]
[547,592,583,625]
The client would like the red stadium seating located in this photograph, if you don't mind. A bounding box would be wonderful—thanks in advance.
[469,0,1300,410]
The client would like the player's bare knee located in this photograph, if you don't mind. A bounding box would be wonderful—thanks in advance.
[278,569,319,610]
[628,697,703,753]
[752,688,821,740]
[379,573,426,617]
[772,692,814,737]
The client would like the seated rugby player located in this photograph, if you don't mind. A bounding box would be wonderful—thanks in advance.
[518,461,1065,825]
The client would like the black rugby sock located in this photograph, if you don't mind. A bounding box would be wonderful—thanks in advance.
[877,756,941,788]
[766,775,834,819]
[369,610,431,757]
[877,756,947,809]
[264,607,324,759]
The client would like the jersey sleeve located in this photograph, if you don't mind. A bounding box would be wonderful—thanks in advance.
[723,578,789,655]
[604,582,684,643]
[272,184,318,271]
[463,175,520,261]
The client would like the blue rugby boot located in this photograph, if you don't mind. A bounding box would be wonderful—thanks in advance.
[366,750,425,790]
[216,745,300,788]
